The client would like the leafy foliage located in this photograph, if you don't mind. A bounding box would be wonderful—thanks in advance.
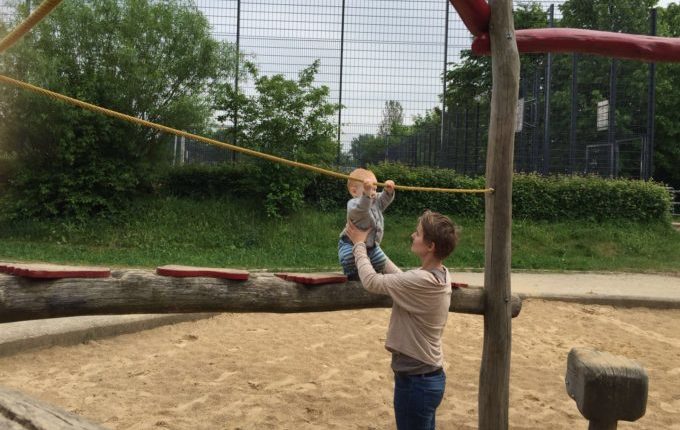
[213,60,339,217]
[0,0,237,219]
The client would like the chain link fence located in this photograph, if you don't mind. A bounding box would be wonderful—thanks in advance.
[384,54,654,179]
[1,0,656,179]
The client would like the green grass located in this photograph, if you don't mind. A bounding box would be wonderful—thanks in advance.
[0,196,679,273]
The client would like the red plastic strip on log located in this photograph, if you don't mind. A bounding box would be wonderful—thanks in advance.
[449,0,490,36]
[472,28,680,63]
[156,265,249,280]
[9,263,111,279]
[0,262,13,274]
[276,272,348,285]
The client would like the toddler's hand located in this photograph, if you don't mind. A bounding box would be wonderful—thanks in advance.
[384,180,395,195]
[363,179,377,199]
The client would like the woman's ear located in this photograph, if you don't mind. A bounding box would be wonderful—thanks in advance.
[426,240,436,254]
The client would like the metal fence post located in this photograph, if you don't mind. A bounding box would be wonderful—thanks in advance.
[609,59,617,177]
[337,0,346,164]
[463,107,469,174]
[454,109,460,171]
[440,0,450,153]
[173,135,177,166]
[232,0,241,162]
[532,69,540,172]
[475,104,480,174]
[646,7,657,180]
[569,54,578,174]
[542,3,554,175]
[518,70,527,172]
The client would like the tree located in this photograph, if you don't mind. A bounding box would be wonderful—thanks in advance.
[0,0,237,219]
[443,3,547,111]
[213,60,339,217]
[350,133,388,166]
[560,0,656,33]
[378,100,405,137]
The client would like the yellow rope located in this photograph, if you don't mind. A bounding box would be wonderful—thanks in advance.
[0,0,63,53]
[0,74,493,194]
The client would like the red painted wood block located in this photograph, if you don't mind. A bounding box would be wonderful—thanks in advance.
[449,0,490,36]
[156,265,249,280]
[275,272,348,285]
[8,263,111,279]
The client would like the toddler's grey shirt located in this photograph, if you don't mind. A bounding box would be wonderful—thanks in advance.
[339,190,394,248]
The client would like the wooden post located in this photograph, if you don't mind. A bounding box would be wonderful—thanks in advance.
[478,0,520,428]
[565,347,648,430]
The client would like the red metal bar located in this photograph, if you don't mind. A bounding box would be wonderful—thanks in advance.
[472,28,680,63]
[449,0,490,36]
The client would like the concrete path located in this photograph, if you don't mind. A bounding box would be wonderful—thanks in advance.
[454,271,680,308]
[1,272,678,358]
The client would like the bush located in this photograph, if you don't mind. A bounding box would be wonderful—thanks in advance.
[158,162,672,222]
[0,158,16,191]
[157,163,262,199]
[512,174,672,222]
[157,162,312,217]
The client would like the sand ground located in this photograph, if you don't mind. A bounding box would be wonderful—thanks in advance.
[1,300,679,429]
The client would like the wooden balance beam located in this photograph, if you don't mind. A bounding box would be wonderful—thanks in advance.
[0,269,522,324]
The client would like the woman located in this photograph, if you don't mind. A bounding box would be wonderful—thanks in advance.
[345,210,459,430]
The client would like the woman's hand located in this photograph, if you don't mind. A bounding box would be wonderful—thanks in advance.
[346,220,370,245]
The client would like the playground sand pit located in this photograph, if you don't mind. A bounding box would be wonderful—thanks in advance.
[0,300,679,429]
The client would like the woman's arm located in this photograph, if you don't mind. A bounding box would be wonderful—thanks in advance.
[346,221,404,295]
[382,258,402,274]
[352,244,432,315]
[345,217,401,274]
[352,243,399,295]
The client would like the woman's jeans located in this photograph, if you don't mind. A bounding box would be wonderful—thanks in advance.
[393,370,446,430]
